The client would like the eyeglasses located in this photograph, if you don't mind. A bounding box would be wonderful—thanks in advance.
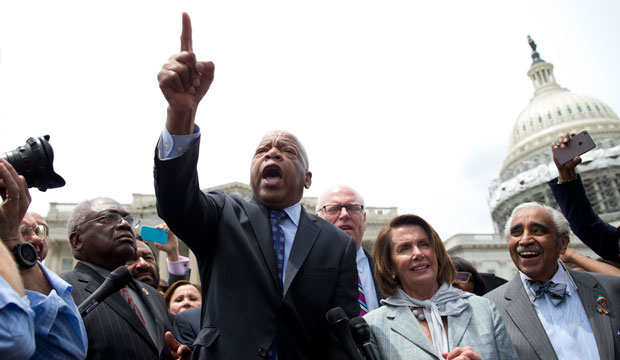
[455,272,473,284]
[78,213,140,229]
[19,224,49,240]
[318,204,364,215]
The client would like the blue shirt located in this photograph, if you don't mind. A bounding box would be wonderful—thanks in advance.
[519,262,600,360]
[26,262,88,360]
[356,247,379,311]
[0,275,35,360]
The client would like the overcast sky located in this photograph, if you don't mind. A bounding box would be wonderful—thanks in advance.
[1,1,619,240]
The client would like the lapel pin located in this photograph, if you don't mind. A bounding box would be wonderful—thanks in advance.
[142,287,149,296]
[596,296,609,315]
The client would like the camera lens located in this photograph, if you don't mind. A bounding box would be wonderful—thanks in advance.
[1,135,65,191]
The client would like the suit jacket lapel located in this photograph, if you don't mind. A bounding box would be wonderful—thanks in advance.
[448,305,472,348]
[503,275,557,360]
[388,306,438,358]
[247,198,280,289]
[76,262,157,352]
[571,271,614,360]
[365,249,383,302]
[283,207,319,296]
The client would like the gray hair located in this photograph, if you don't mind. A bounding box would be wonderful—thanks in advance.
[67,197,120,235]
[316,185,365,212]
[503,202,570,245]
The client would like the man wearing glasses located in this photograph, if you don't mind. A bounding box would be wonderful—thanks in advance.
[19,211,49,261]
[61,198,173,360]
[317,185,383,315]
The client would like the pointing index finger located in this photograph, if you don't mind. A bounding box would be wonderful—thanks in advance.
[180,12,193,52]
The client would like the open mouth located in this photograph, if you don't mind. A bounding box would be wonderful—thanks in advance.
[338,225,352,231]
[411,264,430,271]
[519,251,540,259]
[262,164,282,186]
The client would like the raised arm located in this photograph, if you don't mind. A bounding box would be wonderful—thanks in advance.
[157,12,215,135]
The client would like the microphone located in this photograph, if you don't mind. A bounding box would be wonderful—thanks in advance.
[350,316,380,360]
[78,266,132,317]
[326,307,364,360]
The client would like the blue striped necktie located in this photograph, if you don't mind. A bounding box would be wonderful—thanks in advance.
[267,210,287,360]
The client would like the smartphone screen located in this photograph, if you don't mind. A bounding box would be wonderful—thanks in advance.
[552,130,596,165]
[140,226,168,244]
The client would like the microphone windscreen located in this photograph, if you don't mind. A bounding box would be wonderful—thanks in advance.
[326,307,349,329]
[349,316,371,343]
[109,266,132,287]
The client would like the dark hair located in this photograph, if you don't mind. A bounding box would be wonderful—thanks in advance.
[450,256,488,296]
[163,280,202,308]
[372,214,455,297]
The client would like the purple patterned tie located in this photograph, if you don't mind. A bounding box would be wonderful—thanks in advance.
[358,276,368,316]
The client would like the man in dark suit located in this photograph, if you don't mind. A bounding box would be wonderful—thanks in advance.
[316,185,382,314]
[485,202,620,360]
[154,13,358,360]
[60,197,173,360]
[548,132,620,263]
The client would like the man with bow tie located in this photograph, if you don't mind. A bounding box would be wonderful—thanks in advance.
[486,202,620,360]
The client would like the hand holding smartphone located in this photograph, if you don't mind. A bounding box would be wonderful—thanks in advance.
[141,225,168,244]
[552,130,596,165]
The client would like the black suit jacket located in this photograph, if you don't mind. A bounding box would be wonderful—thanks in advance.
[548,175,620,263]
[363,248,383,306]
[154,138,359,359]
[172,307,201,347]
[60,262,173,360]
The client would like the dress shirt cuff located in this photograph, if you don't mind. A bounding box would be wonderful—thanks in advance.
[160,125,201,159]
[168,256,190,276]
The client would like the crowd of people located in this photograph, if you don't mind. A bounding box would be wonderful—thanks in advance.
[1,12,619,360]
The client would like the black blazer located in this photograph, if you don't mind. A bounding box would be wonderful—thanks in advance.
[60,262,173,360]
[154,138,359,359]
[172,307,201,347]
[548,175,620,263]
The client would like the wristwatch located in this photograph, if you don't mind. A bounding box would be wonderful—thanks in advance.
[12,242,37,268]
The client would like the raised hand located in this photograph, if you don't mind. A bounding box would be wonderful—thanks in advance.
[551,132,581,182]
[165,331,192,360]
[158,12,215,135]
[0,158,31,248]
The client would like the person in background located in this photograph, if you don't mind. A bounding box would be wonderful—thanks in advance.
[19,211,49,261]
[560,248,620,277]
[548,132,620,263]
[365,214,517,360]
[164,280,201,315]
[317,185,383,315]
[450,256,488,296]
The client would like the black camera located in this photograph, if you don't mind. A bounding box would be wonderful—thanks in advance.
[1,135,65,191]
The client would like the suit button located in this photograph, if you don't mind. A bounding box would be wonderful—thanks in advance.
[257,347,267,358]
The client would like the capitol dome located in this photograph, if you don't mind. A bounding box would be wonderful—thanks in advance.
[488,37,620,233]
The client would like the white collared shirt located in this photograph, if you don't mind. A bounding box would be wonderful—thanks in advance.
[519,262,600,360]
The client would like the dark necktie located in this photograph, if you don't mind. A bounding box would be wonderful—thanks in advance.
[528,280,568,305]
[269,210,287,289]
[358,276,368,316]
[268,210,288,360]
[121,285,146,325]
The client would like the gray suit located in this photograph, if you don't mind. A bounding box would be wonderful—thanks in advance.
[363,295,518,359]
[485,270,620,359]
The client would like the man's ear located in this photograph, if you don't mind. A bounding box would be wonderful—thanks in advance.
[304,171,312,189]
[69,232,83,252]
[559,234,570,254]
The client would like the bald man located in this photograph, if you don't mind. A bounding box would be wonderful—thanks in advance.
[317,185,382,314]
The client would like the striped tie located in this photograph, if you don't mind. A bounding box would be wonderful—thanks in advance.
[358,276,368,316]
[121,285,146,326]
[528,280,568,306]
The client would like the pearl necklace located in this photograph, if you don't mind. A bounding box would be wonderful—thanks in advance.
[408,306,426,321]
